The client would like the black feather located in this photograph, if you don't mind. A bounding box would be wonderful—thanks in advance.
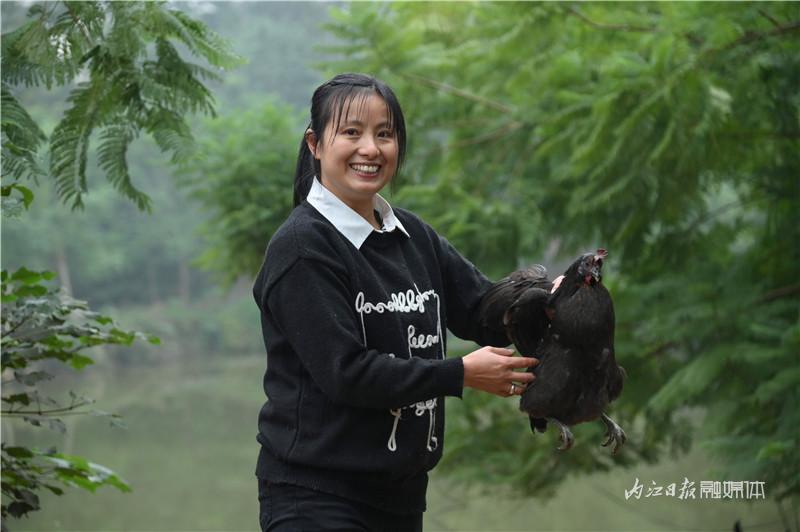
[478,265,552,355]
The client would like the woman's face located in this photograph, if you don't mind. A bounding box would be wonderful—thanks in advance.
[308,92,398,214]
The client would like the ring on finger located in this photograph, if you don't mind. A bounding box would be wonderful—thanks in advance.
[509,383,516,396]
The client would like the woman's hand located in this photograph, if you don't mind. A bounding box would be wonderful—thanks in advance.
[462,346,539,397]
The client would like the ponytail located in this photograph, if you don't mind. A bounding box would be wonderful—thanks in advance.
[293,130,319,207]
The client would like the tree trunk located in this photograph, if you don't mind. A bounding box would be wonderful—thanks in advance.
[147,261,161,305]
[178,261,191,303]
[55,241,73,296]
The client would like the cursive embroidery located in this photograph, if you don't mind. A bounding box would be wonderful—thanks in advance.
[354,287,435,315]
[408,324,439,351]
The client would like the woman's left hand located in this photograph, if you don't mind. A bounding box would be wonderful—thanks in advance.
[462,346,539,397]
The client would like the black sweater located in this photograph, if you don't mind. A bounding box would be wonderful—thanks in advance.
[253,201,507,514]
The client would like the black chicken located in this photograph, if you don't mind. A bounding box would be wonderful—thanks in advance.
[479,249,626,454]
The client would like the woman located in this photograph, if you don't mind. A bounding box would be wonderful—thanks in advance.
[253,73,538,531]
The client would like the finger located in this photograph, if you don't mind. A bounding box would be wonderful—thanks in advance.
[507,357,539,369]
[504,382,527,396]
[500,382,518,397]
[489,346,515,356]
[551,275,565,294]
[510,372,535,384]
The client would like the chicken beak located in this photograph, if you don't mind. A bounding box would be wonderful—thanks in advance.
[590,264,602,284]
[591,249,607,283]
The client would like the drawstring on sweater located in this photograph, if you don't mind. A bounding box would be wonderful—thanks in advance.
[386,399,438,452]
[418,399,438,451]
[387,408,402,452]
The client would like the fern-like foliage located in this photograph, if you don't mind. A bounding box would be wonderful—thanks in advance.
[97,123,150,211]
[1,84,46,182]
[49,80,100,210]
[1,0,244,211]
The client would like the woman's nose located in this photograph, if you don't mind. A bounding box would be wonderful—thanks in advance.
[358,136,380,158]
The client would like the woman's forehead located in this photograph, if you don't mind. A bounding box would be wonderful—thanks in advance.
[332,91,392,126]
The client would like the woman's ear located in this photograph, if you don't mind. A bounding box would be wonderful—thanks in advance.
[305,129,318,159]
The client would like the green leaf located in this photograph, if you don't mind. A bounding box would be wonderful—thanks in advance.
[3,392,32,405]
[10,266,44,285]
[3,446,35,459]
[14,285,47,297]
[67,354,95,370]
[756,440,792,462]
[95,315,113,325]
[43,453,132,493]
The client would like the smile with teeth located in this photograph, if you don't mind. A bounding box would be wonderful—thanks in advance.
[350,163,380,174]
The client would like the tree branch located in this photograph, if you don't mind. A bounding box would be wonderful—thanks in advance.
[449,121,523,149]
[716,20,800,54]
[62,2,94,45]
[2,315,31,339]
[399,72,516,114]
[2,409,94,417]
[564,6,657,33]
[758,9,782,30]
[2,401,93,416]
[755,284,800,305]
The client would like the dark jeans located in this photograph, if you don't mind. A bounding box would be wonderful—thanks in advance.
[258,478,424,532]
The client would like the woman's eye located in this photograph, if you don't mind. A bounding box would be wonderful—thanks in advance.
[378,130,394,138]
[343,128,359,136]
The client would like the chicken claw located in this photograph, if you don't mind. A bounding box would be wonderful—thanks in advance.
[547,418,574,451]
[600,413,626,454]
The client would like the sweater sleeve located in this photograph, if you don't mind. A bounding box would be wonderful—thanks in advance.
[263,257,465,410]
[434,233,511,348]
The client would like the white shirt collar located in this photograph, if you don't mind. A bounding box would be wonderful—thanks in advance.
[306,178,410,249]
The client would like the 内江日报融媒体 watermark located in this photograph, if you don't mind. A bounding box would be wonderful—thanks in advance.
[624,478,766,501]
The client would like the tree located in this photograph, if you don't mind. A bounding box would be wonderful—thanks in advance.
[177,1,800,518]
[1,0,242,210]
[2,1,332,310]
[178,99,301,285]
[1,267,157,523]
[1,1,240,526]
[322,0,800,507]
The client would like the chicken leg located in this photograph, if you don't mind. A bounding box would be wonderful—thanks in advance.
[546,417,574,451]
[600,412,626,454]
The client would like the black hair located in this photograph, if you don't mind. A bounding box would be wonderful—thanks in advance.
[293,73,407,207]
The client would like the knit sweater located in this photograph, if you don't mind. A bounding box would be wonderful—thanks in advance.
[252,198,507,515]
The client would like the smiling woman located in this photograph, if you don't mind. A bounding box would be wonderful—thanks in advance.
[305,92,399,226]
[252,73,540,531]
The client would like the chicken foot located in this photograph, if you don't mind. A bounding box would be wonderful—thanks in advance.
[546,417,574,451]
[600,412,626,454]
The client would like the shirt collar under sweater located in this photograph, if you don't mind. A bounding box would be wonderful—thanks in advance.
[306,177,410,249]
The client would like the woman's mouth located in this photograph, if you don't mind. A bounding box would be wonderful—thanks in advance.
[350,163,381,177]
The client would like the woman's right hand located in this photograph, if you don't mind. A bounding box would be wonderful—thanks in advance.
[462,346,539,397]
